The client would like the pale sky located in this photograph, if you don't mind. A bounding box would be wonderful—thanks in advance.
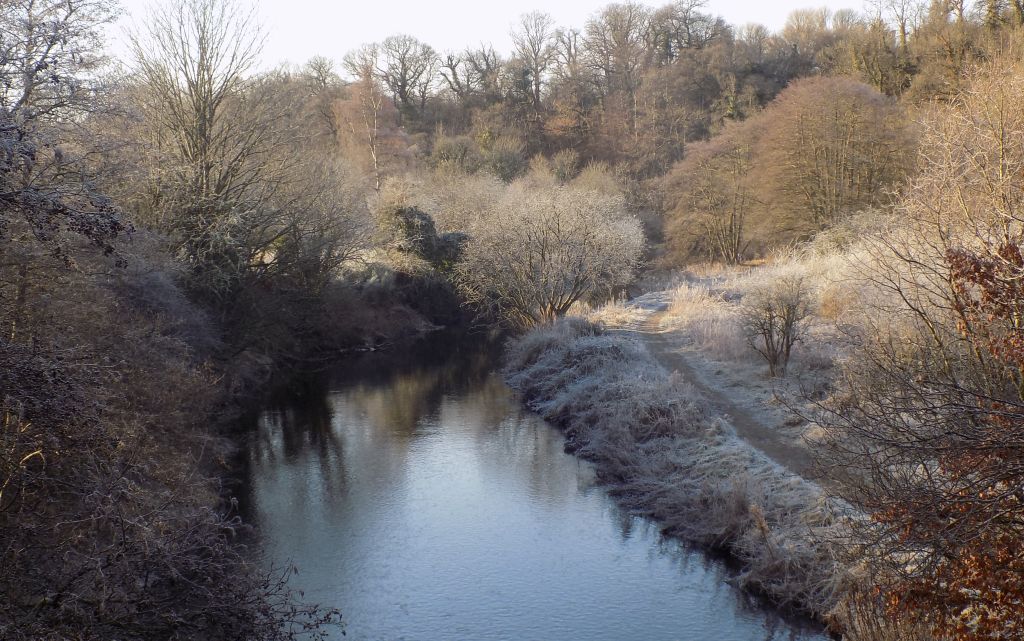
[105,0,866,71]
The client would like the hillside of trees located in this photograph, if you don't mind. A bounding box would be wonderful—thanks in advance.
[5,0,1024,638]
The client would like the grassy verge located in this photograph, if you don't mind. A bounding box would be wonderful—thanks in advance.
[504,319,853,623]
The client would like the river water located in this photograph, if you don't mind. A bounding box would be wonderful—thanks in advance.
[236,333,829,641]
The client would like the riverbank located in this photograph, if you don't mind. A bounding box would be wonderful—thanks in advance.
[0,239,343,640]
[0,228,457,640]
[504,317,853,626]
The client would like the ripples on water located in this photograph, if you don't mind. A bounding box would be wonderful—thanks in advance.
[235,332,829,641]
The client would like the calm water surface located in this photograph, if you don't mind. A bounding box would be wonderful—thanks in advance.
[236,334,829,641]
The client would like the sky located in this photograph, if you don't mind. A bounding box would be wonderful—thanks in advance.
[106,0,866,71]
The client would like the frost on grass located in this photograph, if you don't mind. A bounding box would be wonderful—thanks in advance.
[664,282,750,361]
[505,319,852,619]
[663,236,873,371]
[582,298,650,329]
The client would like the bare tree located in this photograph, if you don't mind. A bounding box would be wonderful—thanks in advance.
[131,0,265,203]
[511,12,556,111]
[697,144,753,265]
[735,23,771,67]
[130,0,266,300]
[436,45,504,109]
[763,76,912,228]
[781,7,833,57]
[341,45,404,193]
[303,55,344,141]
[552,27,587,84]
[130,0,336,306]
[583,3,652,97]
[457,184,644,327]
[0,0,124,258]
[0,0,116,120]
[439,51,471,101]
[869,0,924,50]
[740,275,810,377]
[649,0,727,64]
[376,34,437,123]
[464,44,505,103]
[0,0,126,341]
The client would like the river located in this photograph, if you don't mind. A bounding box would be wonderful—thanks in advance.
[235,332,830,641]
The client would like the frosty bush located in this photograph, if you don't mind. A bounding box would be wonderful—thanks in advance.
[458,186,644,327]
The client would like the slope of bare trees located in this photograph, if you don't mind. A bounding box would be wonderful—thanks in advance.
[663,76,913,263]
[813,58,1024,641]
[0,0,343,638]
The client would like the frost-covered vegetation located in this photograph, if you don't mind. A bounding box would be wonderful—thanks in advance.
[532,57,1024,640]
[374,169,645,328]
[810,60,1024,641]
[505,319,851,618]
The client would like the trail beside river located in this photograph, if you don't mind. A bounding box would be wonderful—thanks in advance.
[611,291,816,481]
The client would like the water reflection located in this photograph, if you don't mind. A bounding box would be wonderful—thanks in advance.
[237,332,828,641]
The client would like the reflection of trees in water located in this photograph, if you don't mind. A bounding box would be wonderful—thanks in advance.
[339,375,445,438]
[230,382,340,521]
[328,331,504,438]
[245,388,350,514]
[239,331,506,515]
[256,391,339,464]
[237,331,827,640]
[436,374,519,437]
[329,329,500,391]
[613,507,825,639]
[483,407,598,508]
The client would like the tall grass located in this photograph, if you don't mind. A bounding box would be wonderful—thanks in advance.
[665,282,750,361]
[577,297,650,329]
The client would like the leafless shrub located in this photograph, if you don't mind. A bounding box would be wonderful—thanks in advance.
[483,135,527,182]
[740,276,811,376]
[551,149,581,183]
[458,184,644,327]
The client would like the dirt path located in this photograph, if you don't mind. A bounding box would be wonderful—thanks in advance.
[615,293,816,480]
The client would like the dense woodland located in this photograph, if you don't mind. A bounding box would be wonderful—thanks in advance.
[4,0,1024,638]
